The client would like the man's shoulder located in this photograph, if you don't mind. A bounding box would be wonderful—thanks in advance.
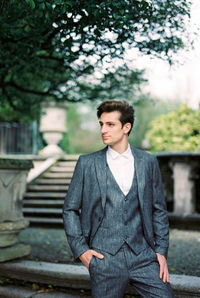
[131,146,156,162]
[79,147,106,162]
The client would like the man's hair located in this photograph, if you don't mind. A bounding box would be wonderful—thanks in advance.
[97,100,135,135]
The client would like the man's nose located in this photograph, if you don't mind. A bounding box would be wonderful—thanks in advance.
[101,125,107,134]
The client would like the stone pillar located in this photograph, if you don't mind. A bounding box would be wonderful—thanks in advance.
[0,158,33,262]
[172,160,195,214]
[39,101,68,156]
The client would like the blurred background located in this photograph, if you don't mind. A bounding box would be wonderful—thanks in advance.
[1,0,200,155]
[1,1,200,295]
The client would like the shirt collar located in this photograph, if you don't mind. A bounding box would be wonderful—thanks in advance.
[107,144,132,160]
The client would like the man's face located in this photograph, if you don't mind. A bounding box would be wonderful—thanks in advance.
[99,111,130,147]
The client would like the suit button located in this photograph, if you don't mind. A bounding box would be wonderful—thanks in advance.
[124,198,127,201]
[124,210,127,214]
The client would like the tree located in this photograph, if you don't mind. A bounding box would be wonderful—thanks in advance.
[145,104,200,152]
[129,97,180,148]
[0,0,191,120]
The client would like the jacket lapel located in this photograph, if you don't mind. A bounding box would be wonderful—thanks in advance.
[131,147,145,209]
[94,147,107,210]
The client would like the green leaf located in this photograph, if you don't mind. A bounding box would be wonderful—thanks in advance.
[39,3,45,10]
[24,25,30,32]
[25,0,35,9]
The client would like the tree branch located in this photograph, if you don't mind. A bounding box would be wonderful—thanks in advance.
[7,81,49,96]
[0,0,6,16]
[2,87,19,111]
[38,55,64,63]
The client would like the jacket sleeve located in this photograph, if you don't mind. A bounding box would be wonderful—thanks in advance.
[152,156,169,258]
[62,156,90,259]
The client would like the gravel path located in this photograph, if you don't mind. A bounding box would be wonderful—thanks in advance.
[19,227,200,277]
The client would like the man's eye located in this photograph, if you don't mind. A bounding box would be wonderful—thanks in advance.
[108,123,114,126]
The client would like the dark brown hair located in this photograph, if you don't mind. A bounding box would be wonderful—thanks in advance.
[97,100,134,135]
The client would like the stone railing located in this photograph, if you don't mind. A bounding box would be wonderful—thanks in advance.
[0,158,33,262]
[156,152,200,215]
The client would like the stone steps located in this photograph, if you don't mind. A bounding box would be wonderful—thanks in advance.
[28,185,68,192]
[42,172,73,178]
[24,192,66,198]
[36,178,71,185]
[0,285,87,298]
[23,208,62,214]
[25,217,63,224]
[23,199,64,207]
[1,260,200,298]
[23,157,78,226]
[57,161,77,167]
[50,166,75,172]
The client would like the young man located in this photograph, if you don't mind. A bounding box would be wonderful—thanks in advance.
[63,100,174,297]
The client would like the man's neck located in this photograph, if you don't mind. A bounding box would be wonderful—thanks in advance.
[110,142,129,154]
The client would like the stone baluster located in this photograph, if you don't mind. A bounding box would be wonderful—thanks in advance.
[170,156,196,214]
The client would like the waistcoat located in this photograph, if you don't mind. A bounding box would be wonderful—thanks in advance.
[91,164,148,255]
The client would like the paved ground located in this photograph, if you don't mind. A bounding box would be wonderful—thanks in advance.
[18,227,200,277]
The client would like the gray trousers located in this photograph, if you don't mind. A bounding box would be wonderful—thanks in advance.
[89,244,174,298]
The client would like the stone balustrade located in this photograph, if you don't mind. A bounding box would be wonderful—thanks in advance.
[156,152,200,215]
[0,158,33,262]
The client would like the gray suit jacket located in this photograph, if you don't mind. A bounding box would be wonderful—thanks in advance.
[62,146,169,259]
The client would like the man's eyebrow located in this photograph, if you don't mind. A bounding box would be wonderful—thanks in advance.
[99,121,116,124]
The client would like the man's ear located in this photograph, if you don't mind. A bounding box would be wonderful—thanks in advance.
[123,123,131,134]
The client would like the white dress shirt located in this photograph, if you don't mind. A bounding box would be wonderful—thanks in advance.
[106,144,134,196]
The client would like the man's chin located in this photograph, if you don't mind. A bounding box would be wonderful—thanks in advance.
[102,139,111,145]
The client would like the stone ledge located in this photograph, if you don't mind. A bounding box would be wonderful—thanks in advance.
[155,152,200,158]
[0,260,200,297]
[169,212,200,230]
[0,285,88,298]
[0,158,33,169]
[0,244,31,262]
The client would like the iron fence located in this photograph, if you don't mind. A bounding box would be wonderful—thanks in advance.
[0,121,42,155]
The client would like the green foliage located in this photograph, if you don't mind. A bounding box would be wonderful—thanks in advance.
[146,105,200,152]
[0,0,191,121]
[129,97,180,148]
